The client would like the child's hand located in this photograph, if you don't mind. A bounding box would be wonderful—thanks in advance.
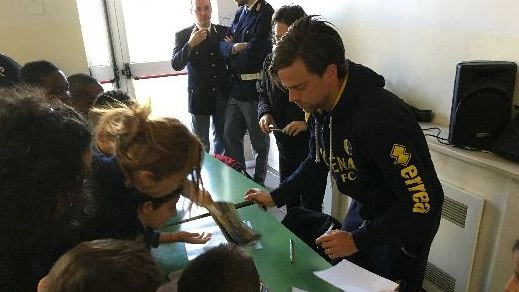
[178,231,212,244]
[183,180,213,207]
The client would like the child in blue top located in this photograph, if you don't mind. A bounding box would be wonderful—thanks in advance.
[81,104,211,248]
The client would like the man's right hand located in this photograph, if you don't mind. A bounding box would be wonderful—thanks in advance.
[187,27,208,48]
[259,114,276,134]
[244,188,276,208]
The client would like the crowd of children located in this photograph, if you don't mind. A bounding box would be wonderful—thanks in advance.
[0,53,263,292]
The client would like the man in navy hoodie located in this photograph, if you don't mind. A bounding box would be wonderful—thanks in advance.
[245,16,444,292]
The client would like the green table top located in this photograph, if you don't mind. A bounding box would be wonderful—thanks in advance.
[200,154,262,203]
[165,154,262,226]
[154,206,339,292]
[154,154,339,291]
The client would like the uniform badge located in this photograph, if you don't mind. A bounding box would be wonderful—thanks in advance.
[343,139,353,156]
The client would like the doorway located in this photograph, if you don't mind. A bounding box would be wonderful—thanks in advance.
[75,0,223,125]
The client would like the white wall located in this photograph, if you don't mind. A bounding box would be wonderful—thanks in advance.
[0,0,89,75]
[220,0,519,126]
[215,0,519,289]
[3,0,517,120]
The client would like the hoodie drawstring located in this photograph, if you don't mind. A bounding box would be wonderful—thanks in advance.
[314,115,334,169]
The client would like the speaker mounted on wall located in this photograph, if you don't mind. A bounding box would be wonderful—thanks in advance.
[448,61,517,150]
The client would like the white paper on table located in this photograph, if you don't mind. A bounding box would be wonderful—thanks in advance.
[184,221,261,260]
[291,287,308,292]
[313,259,399,292]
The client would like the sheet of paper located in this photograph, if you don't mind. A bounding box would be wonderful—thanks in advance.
[291,287,308,292]
[314,259,399,292]
[184,221,261,260]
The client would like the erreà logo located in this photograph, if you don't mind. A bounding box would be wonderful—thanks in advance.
[390,144,411,166]
[391,144,431,214]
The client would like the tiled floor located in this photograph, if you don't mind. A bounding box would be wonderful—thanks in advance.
[246,165,280,191]
[246,165,287,222]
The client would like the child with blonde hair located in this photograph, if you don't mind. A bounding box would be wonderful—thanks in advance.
[81,104,211,248]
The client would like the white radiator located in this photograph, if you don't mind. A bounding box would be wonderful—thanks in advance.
[422,180,484,292]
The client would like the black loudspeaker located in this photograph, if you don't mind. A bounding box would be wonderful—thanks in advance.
[492,111,519,162]
[448,61,517,150]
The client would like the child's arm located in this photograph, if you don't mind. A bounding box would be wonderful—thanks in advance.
[159,231,211,244]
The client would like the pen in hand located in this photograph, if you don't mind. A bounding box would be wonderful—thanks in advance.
[289,238,294,263]
[323,223,334,235]
[317,224,334,249]
[268,124,284,133]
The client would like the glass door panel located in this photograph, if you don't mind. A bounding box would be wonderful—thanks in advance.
[76,0,209,123]
[133,75,190,124]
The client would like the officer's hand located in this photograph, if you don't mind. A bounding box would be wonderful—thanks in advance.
[232,42,248,54]
[259,114,275,134]
[284,120,307,136]
[224,35,234,42]
[188,27,208,48]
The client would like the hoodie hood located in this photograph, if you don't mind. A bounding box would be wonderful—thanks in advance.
[313,60,386,164]
[334,60,386,111]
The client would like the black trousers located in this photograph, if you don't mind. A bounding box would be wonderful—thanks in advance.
[276,135,324,211]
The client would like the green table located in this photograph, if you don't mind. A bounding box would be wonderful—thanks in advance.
[200,153,261,203]
[154,154,340,291]
[164,154,261,226]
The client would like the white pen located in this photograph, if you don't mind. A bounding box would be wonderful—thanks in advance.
[268,125,284,132]
[289,238,294,263]
[317,224,334,249]
[324,224,334,235]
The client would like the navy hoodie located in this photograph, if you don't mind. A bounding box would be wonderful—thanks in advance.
[271,60,444,254]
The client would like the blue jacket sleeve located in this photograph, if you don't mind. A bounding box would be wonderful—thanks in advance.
[219,39,234,58]
[219,10,240,57]
[171,29,190,71]
[145,228,160,249]
[229,10,272,72]
[220,5,273,73]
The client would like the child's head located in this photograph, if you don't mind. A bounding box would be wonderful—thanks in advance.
[90,90,135,155]
[20,60,71,102]
[505,240,519,291]
[92,89,133,108]
[0,85,92,220]
[0,53,22,87]
[95,105,205,226]
[0,85,91,290]
[67,73,104,115]
[136,185,183,229]
[177,244,260,292]
[39,239,161,292]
